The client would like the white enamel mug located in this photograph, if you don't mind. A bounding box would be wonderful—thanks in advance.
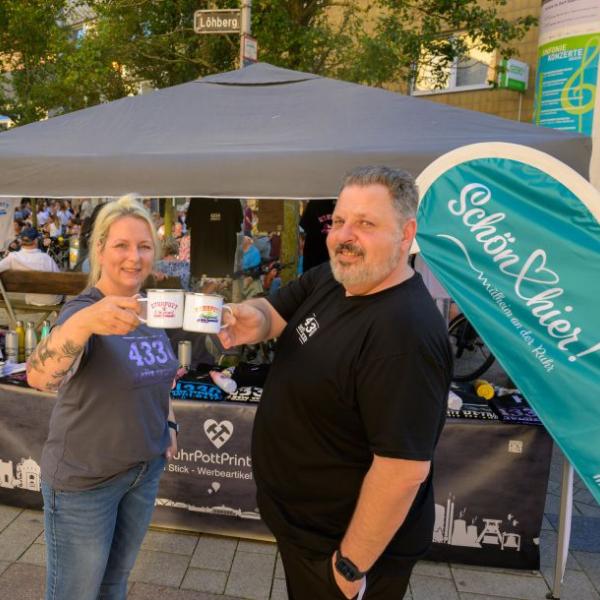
[137,289,185,328]
[183,292,231,334]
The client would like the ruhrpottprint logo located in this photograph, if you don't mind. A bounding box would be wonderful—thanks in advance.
[203,419,233,449]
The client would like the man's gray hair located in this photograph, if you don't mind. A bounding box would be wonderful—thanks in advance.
[339,166,418,222]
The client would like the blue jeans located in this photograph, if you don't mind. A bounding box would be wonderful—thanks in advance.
[42,455,165,600]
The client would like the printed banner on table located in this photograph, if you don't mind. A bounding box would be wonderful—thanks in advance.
[415,142,600,506]
[534,0,600,135]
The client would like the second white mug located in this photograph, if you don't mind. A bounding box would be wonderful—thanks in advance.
[183,292,231,334]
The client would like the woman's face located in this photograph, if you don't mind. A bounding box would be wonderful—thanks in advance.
[97,216,155,296]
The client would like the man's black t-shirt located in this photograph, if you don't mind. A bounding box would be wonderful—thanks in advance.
[252,263,452,559]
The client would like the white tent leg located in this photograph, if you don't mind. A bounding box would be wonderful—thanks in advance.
[546,459,573,599]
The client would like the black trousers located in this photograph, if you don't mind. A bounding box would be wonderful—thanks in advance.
[277,539,415,600]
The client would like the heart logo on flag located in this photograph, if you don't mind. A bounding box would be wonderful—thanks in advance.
[203,419,234,449]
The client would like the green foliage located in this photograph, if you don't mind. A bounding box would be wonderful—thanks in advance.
[0,0,536,125]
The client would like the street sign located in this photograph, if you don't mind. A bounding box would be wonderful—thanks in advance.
[498,58,529,92]
[242,34,258,66]
[194,9,241,34]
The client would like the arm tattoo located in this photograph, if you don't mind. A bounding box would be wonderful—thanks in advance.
[27,330,59,373]
[60,339,84,359]
[26,324,84,386]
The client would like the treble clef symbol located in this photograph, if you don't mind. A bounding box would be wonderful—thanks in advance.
[560,36,600,131]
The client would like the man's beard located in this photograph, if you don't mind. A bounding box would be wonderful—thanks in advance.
[329,240,401,291]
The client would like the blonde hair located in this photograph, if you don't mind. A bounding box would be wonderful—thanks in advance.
[87,194,160,287]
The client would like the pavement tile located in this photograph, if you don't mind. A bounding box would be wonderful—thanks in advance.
[17,543,45,566]
[274,554,285,580]
[181,567,228,594]
[0,561,9,577]
[574,488,597,506]
[545,516,600,553]
[573,551,600,591]
[413,560,452,579]
[129,582,245,599]
[142,530,199,555]
[539,528,582,570]
[576,504,600,518]
[449,563,540,578]
[270,578,288,600]
[130,549,190,587]
[236,540,278,555]
[544,493,562,515]
[0,509,44,561]
[540,567,600,600]
[0,562,45,600]
[190,535,238,571]
[452,567,549,599]
[410,573,459,600]
[458,595,519,599]
[34,531,45,545]
[0,505,21,533]
[541,516,555,531]
[225,551,276,600]
[547,481,561,495]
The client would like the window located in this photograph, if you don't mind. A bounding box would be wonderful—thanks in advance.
[412,35,495,96]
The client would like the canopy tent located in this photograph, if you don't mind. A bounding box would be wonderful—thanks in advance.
[0,62,592,199]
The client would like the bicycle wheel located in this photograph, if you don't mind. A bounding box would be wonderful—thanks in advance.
[448,314,496,382]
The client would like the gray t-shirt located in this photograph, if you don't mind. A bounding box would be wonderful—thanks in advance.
[41,287,179,491]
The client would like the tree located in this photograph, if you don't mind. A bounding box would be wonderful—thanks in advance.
[0,0,536,125]
[252,0,537,87]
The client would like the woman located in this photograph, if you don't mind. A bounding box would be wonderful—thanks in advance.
[153,236,190,290]
[26,194,179,600]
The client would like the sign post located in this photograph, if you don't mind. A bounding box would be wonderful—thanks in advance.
[498,58,529,121]
[239,0,253,68]
[193,2,255,69]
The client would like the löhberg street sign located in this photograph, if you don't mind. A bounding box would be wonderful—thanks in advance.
[194,9,241,34]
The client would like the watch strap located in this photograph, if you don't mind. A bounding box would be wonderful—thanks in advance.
[334,549,366,582]
[167,420,179,435]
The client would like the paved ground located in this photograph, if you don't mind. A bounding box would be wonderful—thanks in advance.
[0,446,599,600]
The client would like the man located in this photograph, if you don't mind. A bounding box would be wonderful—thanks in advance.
[0,226,62,305]
[219,166,451,599]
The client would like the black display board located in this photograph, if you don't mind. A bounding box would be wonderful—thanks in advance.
[0,384,551,568]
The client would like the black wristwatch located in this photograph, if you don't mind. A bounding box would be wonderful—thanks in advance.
[167,420,179,436]
[334,549,367,582]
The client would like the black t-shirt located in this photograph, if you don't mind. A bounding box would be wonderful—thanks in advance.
[299,200,334,272]
[252,263,452,558]
[185,198,243,278]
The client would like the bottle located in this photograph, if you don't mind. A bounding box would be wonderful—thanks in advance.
[178,340,192,370]
[40,320,51,339]
[15,320,25,363]
[474,378,495,401]
[25,322,37,360]
[5,330,18,363]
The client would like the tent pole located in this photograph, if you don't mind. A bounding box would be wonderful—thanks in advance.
[546,456,573,599]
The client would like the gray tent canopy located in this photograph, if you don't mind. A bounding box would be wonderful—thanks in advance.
[0,62,591,199]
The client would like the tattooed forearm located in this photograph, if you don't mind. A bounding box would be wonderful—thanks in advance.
[27,326,61,373]
[26,324,84,389]
[60,339,84,359]
[25,313,92,392]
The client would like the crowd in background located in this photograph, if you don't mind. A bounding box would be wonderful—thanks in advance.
[0,198,311,299]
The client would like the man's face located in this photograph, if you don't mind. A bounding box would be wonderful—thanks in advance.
[327,183,415,295]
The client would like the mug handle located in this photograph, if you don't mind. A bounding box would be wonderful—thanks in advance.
[135,297,148,323]
[220,304,233,330]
